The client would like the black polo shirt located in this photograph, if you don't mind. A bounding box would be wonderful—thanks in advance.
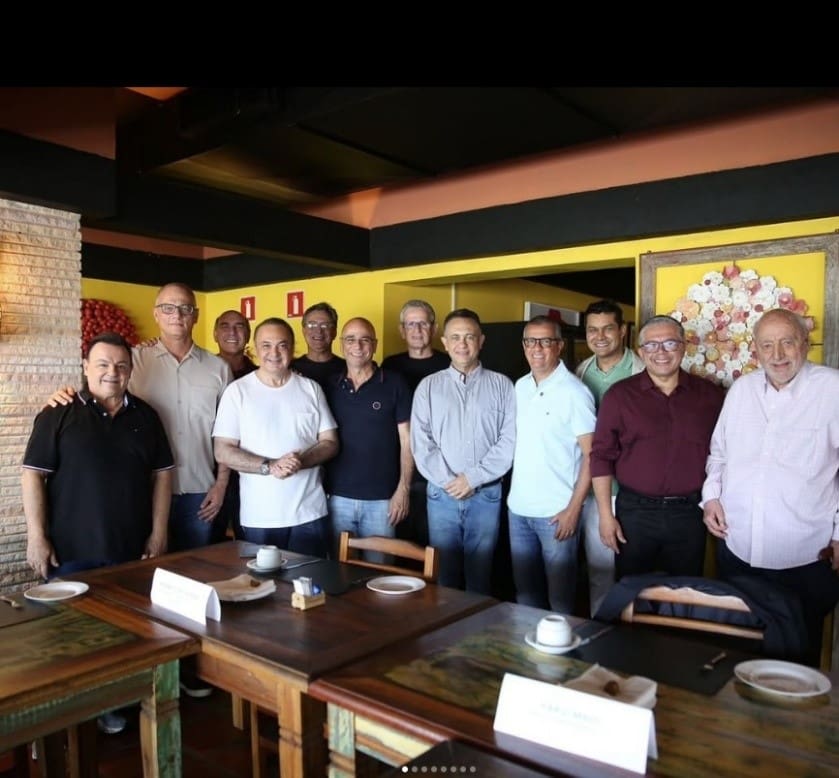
[324,367,412,500]
[22,390,174,564]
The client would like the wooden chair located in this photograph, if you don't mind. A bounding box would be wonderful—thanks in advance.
[337,531,439,581]
[619,584,765,641]
[249,535,439,777]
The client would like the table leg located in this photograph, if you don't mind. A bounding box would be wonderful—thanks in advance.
[277,687,326,778]
[139,659,182,778]
[325,704,358,778]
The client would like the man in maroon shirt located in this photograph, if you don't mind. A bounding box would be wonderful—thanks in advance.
[590,315,724,579]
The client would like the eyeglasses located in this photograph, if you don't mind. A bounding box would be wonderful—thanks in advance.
[155,303,197,316]
[342,336,374,346]
[639,339,684,353]
[304,321,333,331]
[522,337,560,348]
[402,320,431,330]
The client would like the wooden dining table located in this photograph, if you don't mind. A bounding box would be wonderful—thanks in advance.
[307,601,839,777]
[0,592,198,778]
[69,541,496,778]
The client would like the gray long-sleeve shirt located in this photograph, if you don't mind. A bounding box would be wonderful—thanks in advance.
[411,364,516,489]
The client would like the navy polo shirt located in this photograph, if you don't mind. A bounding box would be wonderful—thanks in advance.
[22,390,174,564]
[324,367,412,500]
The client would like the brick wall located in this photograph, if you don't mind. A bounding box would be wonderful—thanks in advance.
[0,198,81,591]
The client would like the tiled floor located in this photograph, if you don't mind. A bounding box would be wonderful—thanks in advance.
[4,691,255,778]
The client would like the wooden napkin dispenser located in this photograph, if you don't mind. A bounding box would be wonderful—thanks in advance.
[291,591,326,610]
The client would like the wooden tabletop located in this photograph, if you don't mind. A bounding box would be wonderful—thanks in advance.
[308,601,839,777]
[70,541,494,684]
[0,594,197,718]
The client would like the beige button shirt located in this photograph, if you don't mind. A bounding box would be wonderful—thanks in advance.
[130,342,232,494]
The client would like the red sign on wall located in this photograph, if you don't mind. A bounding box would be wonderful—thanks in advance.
[287,291,304,318]
[240,296,256,321]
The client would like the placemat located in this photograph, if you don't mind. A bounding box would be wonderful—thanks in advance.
[578,625,756,695]
[0,596,54,629]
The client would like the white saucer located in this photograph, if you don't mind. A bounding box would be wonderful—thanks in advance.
[366,575,426,595]
[734,659,831,698]
[246,558,287,574]
[24,581,89,602]
[524,631,582,655]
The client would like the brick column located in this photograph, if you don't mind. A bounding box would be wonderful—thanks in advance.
[0,198,81,589]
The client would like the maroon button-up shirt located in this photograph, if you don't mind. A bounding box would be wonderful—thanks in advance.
[590,369,725,496]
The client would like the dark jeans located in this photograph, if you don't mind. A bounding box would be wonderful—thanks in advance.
[240,516,331,559]
[614,488,706,579]
[170,493,226,552]
[718,541,839,666]
[395,472,430,548]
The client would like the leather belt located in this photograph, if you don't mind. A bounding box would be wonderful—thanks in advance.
[619,487,701,505]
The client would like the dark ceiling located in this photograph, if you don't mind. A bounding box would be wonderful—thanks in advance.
[105,86,839,304]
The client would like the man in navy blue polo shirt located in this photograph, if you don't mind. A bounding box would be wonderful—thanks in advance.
[324,317,413,557]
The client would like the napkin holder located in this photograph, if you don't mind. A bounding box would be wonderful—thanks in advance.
[291,591,326,610]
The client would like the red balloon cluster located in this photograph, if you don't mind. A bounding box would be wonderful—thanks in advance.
[80,299,139,356]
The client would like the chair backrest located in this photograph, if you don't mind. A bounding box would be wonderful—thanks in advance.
[337,531,439,582]
[620,584,765,641]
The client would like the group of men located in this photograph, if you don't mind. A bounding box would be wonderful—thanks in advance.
[22,284,839,683]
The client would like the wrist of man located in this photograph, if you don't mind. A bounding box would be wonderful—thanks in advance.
[258,458,272,475]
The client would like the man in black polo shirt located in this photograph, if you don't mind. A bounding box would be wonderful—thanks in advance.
[23,331,174,579]
[22,331,174,735]
[324,317,413,557]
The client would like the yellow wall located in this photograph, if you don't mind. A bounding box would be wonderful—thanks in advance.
[82,216,839,362]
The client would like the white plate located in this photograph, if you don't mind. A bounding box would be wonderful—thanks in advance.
[366,575,426,595]
[524,631,582,655]
[734,660,831,698]
[246,558,287,574]
[24,581,89,602]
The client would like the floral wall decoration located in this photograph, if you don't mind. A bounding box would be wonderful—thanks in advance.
[668,263,814,388]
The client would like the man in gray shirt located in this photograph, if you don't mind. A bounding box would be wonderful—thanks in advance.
[411,308,516,594]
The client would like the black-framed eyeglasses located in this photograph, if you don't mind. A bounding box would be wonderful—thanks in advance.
[639,339,683,353]
[155,303,197,316]
[522,337,560,348]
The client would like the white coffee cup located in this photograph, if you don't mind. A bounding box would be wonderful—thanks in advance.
[256,545,284,568]
[536,614,573,646]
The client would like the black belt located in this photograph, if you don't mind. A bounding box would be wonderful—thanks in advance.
[619,486,701,505]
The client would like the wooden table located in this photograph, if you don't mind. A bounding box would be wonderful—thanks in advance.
[71,541,495,778]
[0,593,197,778]
[308,601,839,777]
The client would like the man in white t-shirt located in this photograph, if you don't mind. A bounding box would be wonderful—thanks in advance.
[213,317,338,556]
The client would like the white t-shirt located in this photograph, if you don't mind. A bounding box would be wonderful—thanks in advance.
[212,372,337,528]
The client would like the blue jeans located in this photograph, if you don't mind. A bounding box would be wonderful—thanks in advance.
[508,510,579,614]
[240,516,331,559]
[580,495,616,616]
[426,481,501,594]
[329,496,393,563]
[169,493,218,552]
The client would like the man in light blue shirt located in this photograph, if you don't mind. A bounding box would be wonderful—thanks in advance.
[411,309,516,593]
[508,315,596,614]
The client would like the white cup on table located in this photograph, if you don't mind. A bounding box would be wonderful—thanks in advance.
[256,545,284,568]
[536,614,573,647]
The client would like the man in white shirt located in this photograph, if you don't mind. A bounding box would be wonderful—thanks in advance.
[702,307,839,665]
[213,317,338,556]
[508,316,595,614]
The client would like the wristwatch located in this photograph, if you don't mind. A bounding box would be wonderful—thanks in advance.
[259,458,271,476]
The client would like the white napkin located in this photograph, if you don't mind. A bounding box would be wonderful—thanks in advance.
[564,664,657,709]
[208,574,277,602]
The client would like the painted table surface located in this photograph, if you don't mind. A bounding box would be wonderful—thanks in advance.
[0,594,197,777]
[308,601,839,777]
[71,541,495,778]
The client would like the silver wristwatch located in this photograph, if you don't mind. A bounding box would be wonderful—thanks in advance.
[259,458,271,475]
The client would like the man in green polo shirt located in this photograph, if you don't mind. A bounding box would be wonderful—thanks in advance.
[576,300,644,615]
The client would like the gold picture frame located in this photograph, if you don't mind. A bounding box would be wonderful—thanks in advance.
[640,233,839,368]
